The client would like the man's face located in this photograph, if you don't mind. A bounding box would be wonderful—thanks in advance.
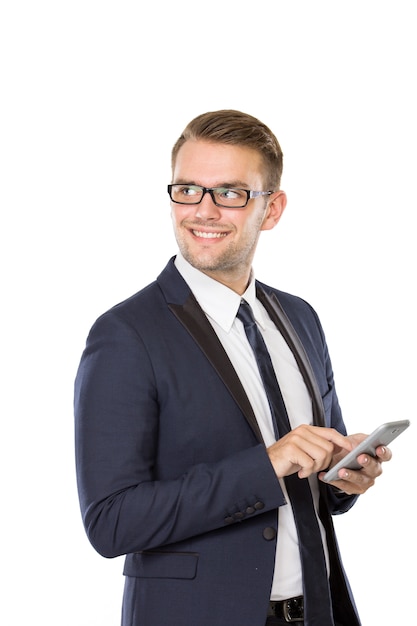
[170,140,285,293]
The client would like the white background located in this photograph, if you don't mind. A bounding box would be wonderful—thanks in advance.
[1,2,415,625]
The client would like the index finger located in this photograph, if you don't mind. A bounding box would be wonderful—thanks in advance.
[309,425,353,453]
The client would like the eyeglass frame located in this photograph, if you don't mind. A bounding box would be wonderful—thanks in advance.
[167,184,274,209]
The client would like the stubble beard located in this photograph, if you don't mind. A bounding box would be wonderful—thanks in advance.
[176,227,261,278]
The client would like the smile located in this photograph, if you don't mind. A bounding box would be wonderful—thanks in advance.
[192,230,228,239]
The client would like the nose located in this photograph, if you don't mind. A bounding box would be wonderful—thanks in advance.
[195,190,222,220]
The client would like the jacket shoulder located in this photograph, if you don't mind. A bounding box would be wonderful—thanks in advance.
[256,280,326,347]
[256,280,318,319]
[82,258,190,345]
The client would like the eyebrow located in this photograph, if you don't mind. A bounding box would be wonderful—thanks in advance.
[172,179,250,189]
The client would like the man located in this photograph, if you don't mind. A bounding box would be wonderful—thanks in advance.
[74,110,391,626]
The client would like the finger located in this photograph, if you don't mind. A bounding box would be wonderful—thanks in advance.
[309,425,353,453]
[356,454,383,479]
[375,445,392,462]
[274,435,336,478]
[291,439,338,478]
[293,424,353,453]
[319,468,374,495]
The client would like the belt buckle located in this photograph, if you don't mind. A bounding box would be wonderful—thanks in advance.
[283,596,304,622]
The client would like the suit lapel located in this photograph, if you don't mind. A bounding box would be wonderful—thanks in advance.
[159,258,324,438]
[256,285,326,428]
[169,294,264,443]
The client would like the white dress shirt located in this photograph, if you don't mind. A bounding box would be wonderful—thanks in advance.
[174,252,329,600]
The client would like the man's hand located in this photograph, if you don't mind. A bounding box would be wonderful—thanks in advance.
[318,433,393,495]
[267,424,353,479]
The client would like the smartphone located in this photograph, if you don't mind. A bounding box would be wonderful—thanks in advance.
[322,419,410,482]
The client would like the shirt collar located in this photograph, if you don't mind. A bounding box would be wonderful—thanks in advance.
[174,252,267,332]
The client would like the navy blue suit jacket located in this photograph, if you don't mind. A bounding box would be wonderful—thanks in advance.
[74,258,361,626]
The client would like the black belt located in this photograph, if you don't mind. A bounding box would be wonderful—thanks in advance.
[268,596,304,622]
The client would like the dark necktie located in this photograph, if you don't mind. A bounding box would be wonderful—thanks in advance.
[237,300,334,625]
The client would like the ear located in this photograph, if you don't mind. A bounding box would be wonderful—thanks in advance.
[261,190,287,231]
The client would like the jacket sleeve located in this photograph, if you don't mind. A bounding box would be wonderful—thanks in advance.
[74,310,286,558]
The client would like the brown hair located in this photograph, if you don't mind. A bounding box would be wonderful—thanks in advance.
[171,109,284,190]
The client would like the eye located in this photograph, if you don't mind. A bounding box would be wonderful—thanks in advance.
[171,184,202,197]
[217,188,246,200]
[180,185,202,197]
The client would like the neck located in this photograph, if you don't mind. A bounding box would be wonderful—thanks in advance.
[200,266,252,295]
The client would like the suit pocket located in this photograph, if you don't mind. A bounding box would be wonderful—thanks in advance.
[123,550,199,580]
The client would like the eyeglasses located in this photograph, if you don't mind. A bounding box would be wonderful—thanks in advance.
[167,184,274,209]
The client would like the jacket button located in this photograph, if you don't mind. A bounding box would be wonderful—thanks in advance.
[246,506,255,515]
[224,516,234,524]
[254,501,265,511]
[263,527,277,541]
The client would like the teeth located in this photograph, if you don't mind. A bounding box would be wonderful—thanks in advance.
[193,230,227,239]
